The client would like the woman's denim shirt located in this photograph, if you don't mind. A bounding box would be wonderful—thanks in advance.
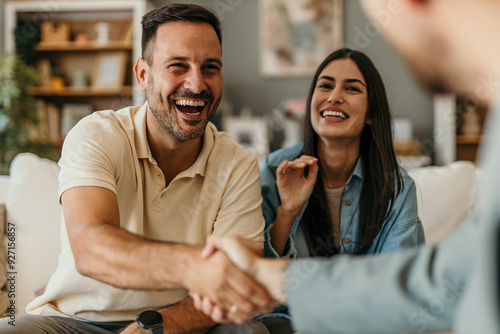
[261,142,425,259]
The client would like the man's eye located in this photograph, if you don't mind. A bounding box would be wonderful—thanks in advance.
[169,64,188,71]
[203,64,221,73]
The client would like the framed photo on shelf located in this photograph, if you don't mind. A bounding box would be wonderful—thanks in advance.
[91,52,127,88]
[259,0,343,77]
[222,116,269,159]
[61,103,93,137]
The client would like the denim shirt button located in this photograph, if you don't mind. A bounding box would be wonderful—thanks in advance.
[344,238,351,244]
[346,200,351,206]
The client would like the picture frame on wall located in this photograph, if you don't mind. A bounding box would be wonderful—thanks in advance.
[259,0,343,77]
[91,52,127,88]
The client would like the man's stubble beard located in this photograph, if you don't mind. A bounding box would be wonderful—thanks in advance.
[146,73,221,142]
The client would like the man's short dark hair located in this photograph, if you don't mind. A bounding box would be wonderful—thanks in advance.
[141,3,222,65]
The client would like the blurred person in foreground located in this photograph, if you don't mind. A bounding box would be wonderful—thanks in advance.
[192,0,500,333]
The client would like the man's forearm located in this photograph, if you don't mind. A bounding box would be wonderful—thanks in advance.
[73,221,201,290]
[159,297,217,333]
[64,186,200,291]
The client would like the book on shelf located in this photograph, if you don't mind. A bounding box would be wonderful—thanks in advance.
[46,102,61,144]
[32,100,59,144]
[36,59,52,87]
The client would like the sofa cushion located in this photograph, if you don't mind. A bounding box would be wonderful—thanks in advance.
[6,153,61,315]
[408,161,477,244]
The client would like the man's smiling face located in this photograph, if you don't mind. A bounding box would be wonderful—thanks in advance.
[145,21,223,141]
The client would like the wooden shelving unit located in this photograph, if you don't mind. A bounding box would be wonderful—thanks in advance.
[30,86,134,97]
[455,98,488,163]
[456,135,483,145]
[36,41,133,52]
[4,0,152,161]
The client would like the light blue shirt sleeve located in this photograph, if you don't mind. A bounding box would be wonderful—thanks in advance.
[286,213,479,333]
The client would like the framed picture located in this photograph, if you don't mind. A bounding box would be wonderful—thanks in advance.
[61,103,93,137]
[259,0,343,77]
[91,52,127,88]
[222,116,269,159]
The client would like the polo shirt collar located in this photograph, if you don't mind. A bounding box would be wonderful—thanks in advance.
[190,122,215,178]
[134,102,150,160]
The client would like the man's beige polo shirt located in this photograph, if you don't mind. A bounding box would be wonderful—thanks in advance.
[27,103,265,321]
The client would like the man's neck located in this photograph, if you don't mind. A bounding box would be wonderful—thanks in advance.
[146,113,204,186]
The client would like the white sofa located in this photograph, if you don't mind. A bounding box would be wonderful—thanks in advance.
[0,153,480,317]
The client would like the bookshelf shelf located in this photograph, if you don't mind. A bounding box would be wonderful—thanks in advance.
[30,86,134,97]
[456,134,483,145]
[36,41,133,52]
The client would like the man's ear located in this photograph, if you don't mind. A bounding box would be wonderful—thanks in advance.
[134,57,148,92]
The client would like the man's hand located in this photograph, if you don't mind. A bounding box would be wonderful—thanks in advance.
[191,236,291,323]
[182,245,275,324]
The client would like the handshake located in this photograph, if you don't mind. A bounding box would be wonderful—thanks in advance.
[188,236,291,324]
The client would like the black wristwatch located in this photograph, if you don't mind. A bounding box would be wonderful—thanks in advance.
[136,310,163,334]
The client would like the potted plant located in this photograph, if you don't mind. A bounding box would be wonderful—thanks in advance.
[0,53,40,174]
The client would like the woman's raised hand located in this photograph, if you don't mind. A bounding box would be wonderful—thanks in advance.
[276,155,319,216]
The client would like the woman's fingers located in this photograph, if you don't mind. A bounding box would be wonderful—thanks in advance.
[278,156,318,176]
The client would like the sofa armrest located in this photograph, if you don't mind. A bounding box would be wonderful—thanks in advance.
[5,153,61,315]
[408,161,477,244]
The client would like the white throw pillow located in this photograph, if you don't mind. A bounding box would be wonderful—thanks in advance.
[408,161,477,244]
[6,153,61,315]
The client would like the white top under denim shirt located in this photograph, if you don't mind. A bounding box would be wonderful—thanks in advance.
[260,141,425,259]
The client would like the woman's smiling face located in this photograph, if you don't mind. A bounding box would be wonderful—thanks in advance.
[310,58,370,143]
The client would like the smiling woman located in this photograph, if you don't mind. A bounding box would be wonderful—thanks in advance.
[310,58,369,143]
[258,48,425,333]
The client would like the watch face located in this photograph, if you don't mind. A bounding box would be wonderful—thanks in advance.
[138,310,163,327]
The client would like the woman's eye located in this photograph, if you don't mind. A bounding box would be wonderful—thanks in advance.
[318,83,333,90]
[346,86,361,92]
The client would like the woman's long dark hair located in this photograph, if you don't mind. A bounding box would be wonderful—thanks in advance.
[302,48,403,256]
